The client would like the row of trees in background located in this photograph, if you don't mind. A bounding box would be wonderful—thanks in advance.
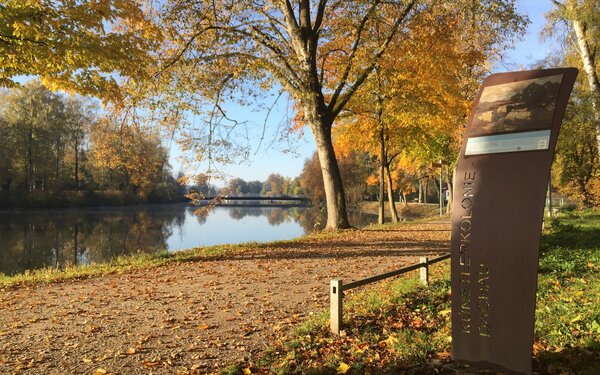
[0,81,183,208]
[220,174,303,196]
[190,173,303,197]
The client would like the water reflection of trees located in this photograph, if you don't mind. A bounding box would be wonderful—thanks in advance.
[226,206,297,226]
[224,206,376,232]
[0,205,186,276]
[0,204,380,276]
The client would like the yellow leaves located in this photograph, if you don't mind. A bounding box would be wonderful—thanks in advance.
[93,369,107,375]
[198,323,210,330]
[383,335,398,349]
[1,0,156,103]
[242,367,252,375]
[336,362,350,374]
[126,347,137,355]
[438,308,451,316]
[569,315,582,324]
[587,262,596,270]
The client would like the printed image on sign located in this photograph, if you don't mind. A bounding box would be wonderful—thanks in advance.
[469,74,563,137]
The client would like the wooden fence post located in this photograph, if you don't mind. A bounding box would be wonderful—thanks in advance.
[419,257,429,286]
[330,279,343,334]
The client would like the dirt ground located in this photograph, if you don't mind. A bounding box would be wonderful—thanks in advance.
[0,222,450,374]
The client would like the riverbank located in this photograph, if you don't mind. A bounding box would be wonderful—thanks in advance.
[0,221,451,374]
[0,190,186,210]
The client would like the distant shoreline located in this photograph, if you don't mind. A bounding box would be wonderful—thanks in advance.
[0,190,187,211]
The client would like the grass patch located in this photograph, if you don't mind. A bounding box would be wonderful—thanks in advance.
[239,210,600,374]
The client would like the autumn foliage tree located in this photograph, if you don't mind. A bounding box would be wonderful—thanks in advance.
[333,0,526,220]
[89,117,168,199]
[152,0,423,229]
[299,151,369,207]
[0,0,159,101]
[554,85,600,206]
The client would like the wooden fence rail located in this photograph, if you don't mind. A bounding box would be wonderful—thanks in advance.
[330,253,451,334]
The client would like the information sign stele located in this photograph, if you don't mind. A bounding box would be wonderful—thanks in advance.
[450,68,578,375]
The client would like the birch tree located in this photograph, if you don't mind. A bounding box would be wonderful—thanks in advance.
[549,0,600,158]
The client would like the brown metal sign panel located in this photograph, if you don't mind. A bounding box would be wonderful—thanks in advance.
[450,68,578,375]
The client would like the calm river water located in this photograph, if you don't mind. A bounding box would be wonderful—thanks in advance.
[0,204,376,276]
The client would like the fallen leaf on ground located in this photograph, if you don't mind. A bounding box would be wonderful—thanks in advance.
[337,362,350,374]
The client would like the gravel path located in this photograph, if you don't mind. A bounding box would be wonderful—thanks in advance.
[0,222,450,374]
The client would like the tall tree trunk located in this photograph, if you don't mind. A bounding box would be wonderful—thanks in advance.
[74,143,79,190]
[424,178,429,204]
[306,114,350,229]
[27,128,33,192]
[73,221,79,266]
[378,126,385,225]
[56,142,60,184]
[446,168,454,214]
[376,84,386,225]
[28,96,35,192]
[433,177,440,201]
[572,18,600,159]
[384,162,399,222]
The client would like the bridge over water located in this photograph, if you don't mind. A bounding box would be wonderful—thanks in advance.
[194,195,312,207]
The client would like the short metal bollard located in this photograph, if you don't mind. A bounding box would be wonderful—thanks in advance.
[419,257,429,286]
[330,279,343,334]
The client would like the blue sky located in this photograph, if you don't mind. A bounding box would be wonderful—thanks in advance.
[170,0,559,185]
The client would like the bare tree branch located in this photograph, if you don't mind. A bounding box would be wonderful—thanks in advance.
[255,90,284,155]
[330,0,416,118]
[314,0,328,32]
[327,0,381,112]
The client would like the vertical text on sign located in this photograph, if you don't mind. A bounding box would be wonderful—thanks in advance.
[477,263,491,337]
[459,171,476,334]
